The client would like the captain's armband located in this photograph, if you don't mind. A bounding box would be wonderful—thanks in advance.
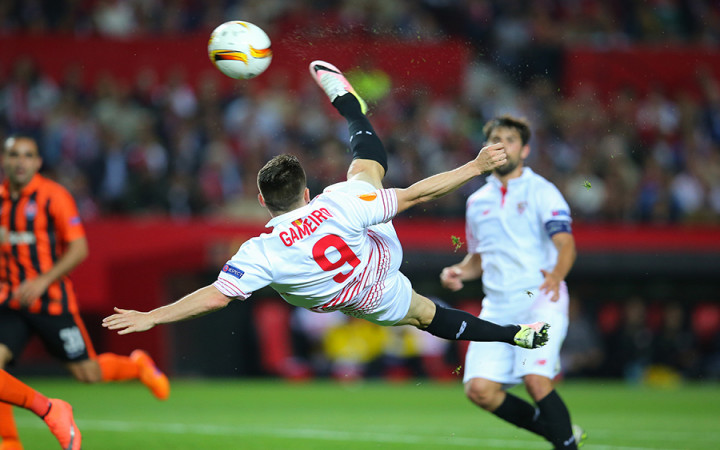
[545,220,572,237]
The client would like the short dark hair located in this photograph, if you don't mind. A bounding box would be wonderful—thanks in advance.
[483,115,531,146]
[257,154,307,213]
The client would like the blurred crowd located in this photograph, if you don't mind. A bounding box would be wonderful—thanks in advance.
[266,296,720,382]
[1,0,720,224]
[2,0,719,44]
[562,296,720,383]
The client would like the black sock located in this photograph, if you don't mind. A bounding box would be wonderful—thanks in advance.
[424,303,520,343]
[333,93,364,119]
[493,393,546,437]
[333,94,388,172]
[536,390,576,449]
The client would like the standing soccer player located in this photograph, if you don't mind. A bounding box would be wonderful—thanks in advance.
[104,62,550,356]
[440,115,586,449]
[0,370,80,450]
[0,135,169,450]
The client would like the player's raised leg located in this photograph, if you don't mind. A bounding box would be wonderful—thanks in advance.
[309,61,387,189]
[0,370,81,450]
[398,290,549,349]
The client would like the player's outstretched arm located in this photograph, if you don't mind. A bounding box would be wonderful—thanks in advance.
[394,142,506,213]
[102,285,233,335]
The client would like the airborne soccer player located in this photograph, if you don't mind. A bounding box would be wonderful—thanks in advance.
[104,61,550,353]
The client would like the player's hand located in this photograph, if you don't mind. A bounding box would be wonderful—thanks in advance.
[13,276,51,307]
[475,142,507,173]
[440,266,464,291]
[539,269,561,302]
[102,307,156,335]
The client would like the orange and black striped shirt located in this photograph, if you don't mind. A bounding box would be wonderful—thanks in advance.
[0,174,85,315]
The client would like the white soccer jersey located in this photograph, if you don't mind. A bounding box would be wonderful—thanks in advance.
[466,167,572,308]
[213,186,405,322]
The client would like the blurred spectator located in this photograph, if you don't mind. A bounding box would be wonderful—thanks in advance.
[322,317,389,381]
[93,0,138,38]
[603,297,655,383]
[560,296,604,378]
[650,302,700,378]
[289,308,347,378]
[2,57,58,137]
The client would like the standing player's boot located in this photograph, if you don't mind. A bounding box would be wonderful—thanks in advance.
[309,61,368,114]
[572,424,587,448]
[514,322,550,349]
[43,399,81,450]
[130,350,170,400]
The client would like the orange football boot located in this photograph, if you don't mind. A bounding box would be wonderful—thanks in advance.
[44,399,81,450]
[130,350,170,400]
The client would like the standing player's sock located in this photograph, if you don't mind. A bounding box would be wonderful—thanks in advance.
[492,392,546,437]
[333,94,388,173]
[0,402,21,449]
[424,303,519,343]
[0,370,55,447]
[0,370,51,417]
[97,352,140,381]
[536,390,577,449]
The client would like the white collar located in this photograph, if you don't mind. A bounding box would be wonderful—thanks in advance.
[487,167,534,187]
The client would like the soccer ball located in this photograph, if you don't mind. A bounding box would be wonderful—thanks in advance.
[208,21,272,80]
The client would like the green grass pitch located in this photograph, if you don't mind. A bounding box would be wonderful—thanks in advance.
[12,378,720,449]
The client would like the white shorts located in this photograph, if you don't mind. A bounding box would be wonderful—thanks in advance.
[323,180,412,326]
[462,283,570,387]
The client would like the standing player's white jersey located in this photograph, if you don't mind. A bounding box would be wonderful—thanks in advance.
[213,184,404,322]
[466,168,572,305]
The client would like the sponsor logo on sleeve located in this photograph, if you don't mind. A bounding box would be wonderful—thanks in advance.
[551,209,569,217]
[69,216,82,225]
[357,193,377,201]
[222,264,245,279]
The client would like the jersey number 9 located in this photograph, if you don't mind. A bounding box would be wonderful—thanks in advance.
[312,234,361,283]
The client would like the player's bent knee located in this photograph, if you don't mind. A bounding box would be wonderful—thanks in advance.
[524,374,553,401]
[464,379,501,410]
[68,360,103,383]
[398,291,435,328]
[0,344,13,367]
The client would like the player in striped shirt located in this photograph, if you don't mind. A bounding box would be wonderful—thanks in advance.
[104,62,550,354]
[0,135,168,450]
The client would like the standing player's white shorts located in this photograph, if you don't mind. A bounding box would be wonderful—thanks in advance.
[462,282,570,386]
[323,180,412,326]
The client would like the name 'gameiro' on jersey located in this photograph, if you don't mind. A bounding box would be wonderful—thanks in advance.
[212,188,399,313]
[278,207,334,247]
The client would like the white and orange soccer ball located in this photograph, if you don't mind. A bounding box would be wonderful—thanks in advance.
[208,21,272,80]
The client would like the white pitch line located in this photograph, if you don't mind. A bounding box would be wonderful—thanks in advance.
[17,418,683,450]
